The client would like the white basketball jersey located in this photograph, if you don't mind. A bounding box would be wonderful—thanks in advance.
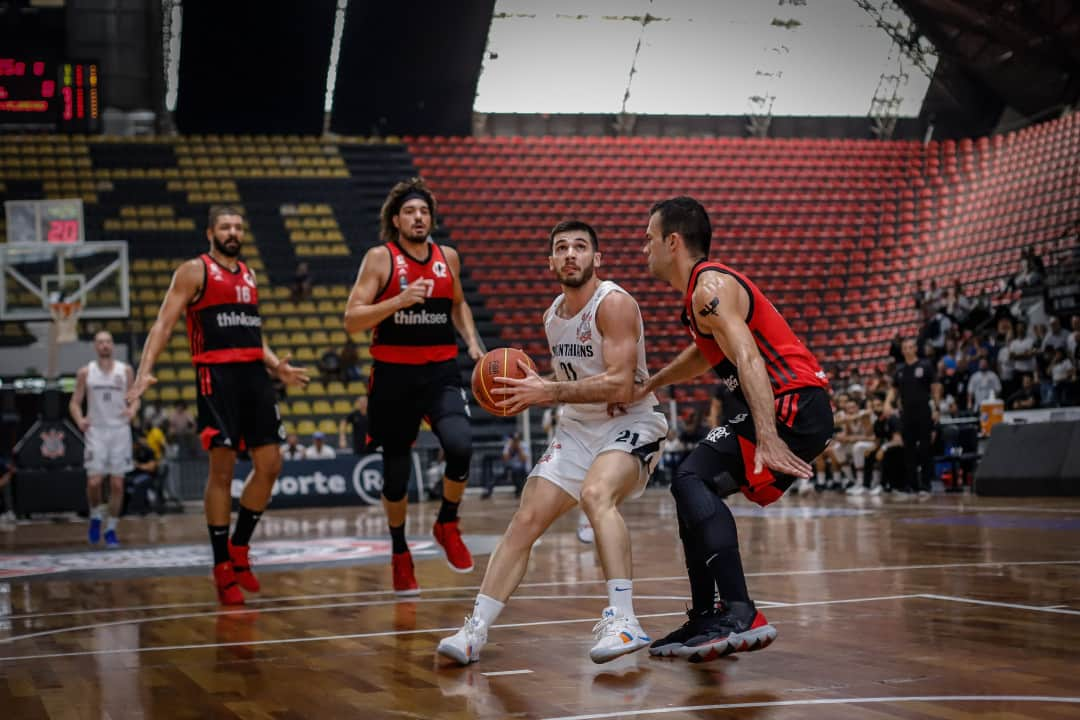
[544,280,658,422]
[87,360,129,428]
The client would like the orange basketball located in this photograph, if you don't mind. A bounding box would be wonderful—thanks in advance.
[471,347,537,416]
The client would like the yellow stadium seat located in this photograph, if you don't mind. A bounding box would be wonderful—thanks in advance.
[325,381,346,396]
[317,419,337,434]
[290,400,312,416]
[312,400,332,415]
[296,420,316,436]
[332,399,352,414]
[295,347,316,362]
[156,368,177,382]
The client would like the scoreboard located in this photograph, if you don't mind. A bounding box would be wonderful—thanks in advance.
[0,57,100,132]
[4,199,85,245]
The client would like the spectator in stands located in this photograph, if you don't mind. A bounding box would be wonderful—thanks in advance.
[1042,316,1070,353]
[167,401,196,457]
[966,357,1001,410]
[141,402,165,431]
[1024,244,1047,277]
[1038,349,1057,407]
[678,408,708,447]
[931,381,958,420]
[292,262,312,302]
[942,283,971,328]
[499,432,529,498]
[841,398,876,496]
[305,431,336,460]
[339,339,363,384]
[127,438,160,515]
[1006,373,1039,410]
[939,357,965,413]
[1007,253,1044,292]
[1008,321,1037,381]
[144,421,167,461]
[339,395,369,454]
[915,279,941,312]
[280,433,305,461]
[1050,348,1077,406]
[317,347,342,386]
[868,394,903,494]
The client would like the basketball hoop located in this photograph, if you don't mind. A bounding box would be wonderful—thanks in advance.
[49,300,82,344]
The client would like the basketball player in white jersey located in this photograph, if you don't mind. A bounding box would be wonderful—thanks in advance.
[438,220,667,665]
[70,331,136,548]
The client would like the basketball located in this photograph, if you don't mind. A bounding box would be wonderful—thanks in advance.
[471,347,537,416]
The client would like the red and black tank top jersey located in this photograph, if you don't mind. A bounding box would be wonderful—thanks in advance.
[682,259,829,401]
[185,254,265,365]
[370,240,457,364]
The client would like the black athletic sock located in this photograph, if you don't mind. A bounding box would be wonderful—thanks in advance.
[678,515,718,612]
[209,524,230,565]
[230,504,263,547]
[436,498,459,524]
[389,523,408,555]
[696,501,751,605]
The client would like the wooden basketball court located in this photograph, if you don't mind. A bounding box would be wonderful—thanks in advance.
[2,489,1079,719]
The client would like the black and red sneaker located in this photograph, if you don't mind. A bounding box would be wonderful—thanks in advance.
[678,601,776,663]
[649,607,722,657]
[228,540,260,593]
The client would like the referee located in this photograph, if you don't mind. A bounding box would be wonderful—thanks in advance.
[894,337,936,497]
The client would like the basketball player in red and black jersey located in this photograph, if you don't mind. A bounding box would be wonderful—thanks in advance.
[345,179,484,595]
[638,196,833,662]
[128,206,309,605]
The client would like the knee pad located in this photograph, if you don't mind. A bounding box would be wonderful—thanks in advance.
[381,453,411,502]
[670,468,723,529]
[436,415,472,482]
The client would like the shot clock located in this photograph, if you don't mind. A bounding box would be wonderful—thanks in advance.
[4,199,85,245]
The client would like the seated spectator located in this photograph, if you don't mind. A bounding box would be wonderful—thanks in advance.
[967,357,1002,410]
[1006,374,1040,410]
[1050,348,1077,406]
[318,347,342,387]
[305,431,336,460]
[141,402,166,430]
[340,339,364,384]
[497,432,529,498]
[144,421,167,461]
[280,433,306,460]
[1068,315,1079,360]
[1043,317,1070,353]
[339,395,369,454]
[932,381,958,420]
[167,401,197,457]
[292,262,312,301]
[127,438,160,515]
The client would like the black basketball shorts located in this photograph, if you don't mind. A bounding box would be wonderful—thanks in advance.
[196,361,284,452]
[686,386,834,507]
[367,359,470,454]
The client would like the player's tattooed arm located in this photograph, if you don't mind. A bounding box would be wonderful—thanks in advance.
[698,296,721,317]
[694,275,813,479]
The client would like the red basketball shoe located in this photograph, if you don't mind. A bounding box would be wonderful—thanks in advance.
[228,540,260,593]
[213,561,245,606]
[678,602,776,663]
[433,519,474,573]
[392,551,420,597]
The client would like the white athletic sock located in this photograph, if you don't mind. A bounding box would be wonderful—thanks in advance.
[607,579,635,619]
[578,510,589,528]
[816,471,825,485]
[91,505,105,521]
[106,516,118,532]
[472,593,505,626]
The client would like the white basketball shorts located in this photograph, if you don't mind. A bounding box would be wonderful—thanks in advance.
[84,425,134,477]
[530,410,668,502]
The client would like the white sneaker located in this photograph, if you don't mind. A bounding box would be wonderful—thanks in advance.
[437,616,488,665]
[917,490,931,500]
[868,484,883,496]
[846,485,866,496]
[576,523,595,544]
[589,606,650,664]
[796,477,813,495]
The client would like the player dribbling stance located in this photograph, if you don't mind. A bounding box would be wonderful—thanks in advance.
[438,220,667,665]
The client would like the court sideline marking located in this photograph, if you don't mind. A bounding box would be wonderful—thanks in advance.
[539,695,1080,720]
[5,558,1078,621]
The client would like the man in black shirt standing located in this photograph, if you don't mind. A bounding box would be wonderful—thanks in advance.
[895,337,935,497]
[339,395,369,455]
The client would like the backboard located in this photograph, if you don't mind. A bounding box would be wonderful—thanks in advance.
[0,240,129,320]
